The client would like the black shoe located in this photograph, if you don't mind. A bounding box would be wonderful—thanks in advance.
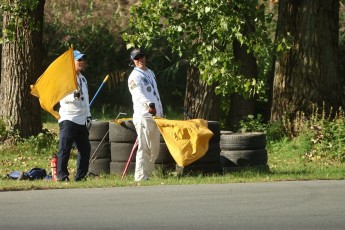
[74,172,89,181]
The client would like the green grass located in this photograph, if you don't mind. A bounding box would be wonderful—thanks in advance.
[1,138,344,191]
[1,112,345,191]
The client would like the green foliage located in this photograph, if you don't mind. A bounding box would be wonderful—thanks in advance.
[123,0,289,99]
[265,121,286,142]
[275,107,345,164]
[0,117,21,145]
[238,114,267,133]
[303,113,345,163]
[23,130,58,155]
[0,118,6,137]
[41,1,186,116]
[0,0,42,44]
[42,1,134,115]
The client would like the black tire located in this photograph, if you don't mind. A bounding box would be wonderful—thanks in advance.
[191,143,221,164]
[110,142,175,164]
[109,120,137,143]
[110,161,135,175]
[220,132,266,150]
[220,130,233,135]
[88,121,109,141]
[88,158,110,175]
[207,121,220,143]
[220,149,268,166]
[90,141,110,159]
[110,142,137,162]
[155,143,175,164]
[160,134,165,143]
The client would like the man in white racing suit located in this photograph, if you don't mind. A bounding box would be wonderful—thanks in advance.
[128,48,163,181]
[57,50,92,181]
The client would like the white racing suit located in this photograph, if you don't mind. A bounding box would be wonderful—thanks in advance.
[128,67,163,181]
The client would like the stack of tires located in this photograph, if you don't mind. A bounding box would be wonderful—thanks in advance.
[183,121,222,175]
[220,132,268,172]
[88,121,111,175]
[109,120,137,174]
[109,120,176,175]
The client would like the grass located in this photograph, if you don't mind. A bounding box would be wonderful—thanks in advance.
[1,110,345,191]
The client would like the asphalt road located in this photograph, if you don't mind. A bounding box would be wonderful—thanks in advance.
[0,180,344,230]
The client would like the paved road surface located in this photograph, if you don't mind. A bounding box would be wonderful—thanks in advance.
[0,180,344,230]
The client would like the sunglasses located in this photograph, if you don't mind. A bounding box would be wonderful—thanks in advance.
[133,54,145,60]
[77,58,85,62]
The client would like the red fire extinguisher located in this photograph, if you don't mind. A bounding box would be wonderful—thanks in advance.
[51,154,58,181]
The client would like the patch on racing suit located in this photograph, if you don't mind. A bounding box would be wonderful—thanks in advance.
[142,78,149,86]
[129,80,137,90]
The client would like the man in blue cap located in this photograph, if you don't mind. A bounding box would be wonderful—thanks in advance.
[57,50,92,181]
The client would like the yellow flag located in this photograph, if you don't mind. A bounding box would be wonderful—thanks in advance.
[154,118,214,166]
[30,48,77,120]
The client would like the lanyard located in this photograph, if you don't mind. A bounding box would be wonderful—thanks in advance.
[134,67,157,96]
[78,77,84,96]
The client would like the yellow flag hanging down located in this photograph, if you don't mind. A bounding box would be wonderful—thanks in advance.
[154,118,214,167]
[30,48,77,120]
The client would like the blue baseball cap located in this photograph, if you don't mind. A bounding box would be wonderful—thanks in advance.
[74,50,86,60]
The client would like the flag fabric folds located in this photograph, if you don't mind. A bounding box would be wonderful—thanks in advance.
[30,48,77,120]
[154,118,213,166]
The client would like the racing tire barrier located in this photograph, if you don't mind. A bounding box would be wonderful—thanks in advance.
[220,132,266,150]
[109,120,137,143]
[109,120,137,175]
[88,121,111,175]
[88,158,110,175]
[88,121,109,141]
[220,132,268,172]
[109,120,175,175]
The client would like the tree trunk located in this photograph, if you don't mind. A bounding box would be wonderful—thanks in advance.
[184,66,220,121]
[0,44,2,85]
[227,39,258,131]
[271,0,344,125]
[0,0,45,137]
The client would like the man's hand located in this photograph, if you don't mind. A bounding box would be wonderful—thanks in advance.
[148,103,156,116]
[74,90,81,99]
[86,116,92,130]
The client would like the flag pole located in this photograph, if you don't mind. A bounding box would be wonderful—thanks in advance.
[89,75,109,107]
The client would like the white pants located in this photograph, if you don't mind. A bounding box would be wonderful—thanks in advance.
[133,115,160,181]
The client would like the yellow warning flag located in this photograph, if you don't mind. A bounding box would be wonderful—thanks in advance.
[30,48,77,120]
[154,118,214,166]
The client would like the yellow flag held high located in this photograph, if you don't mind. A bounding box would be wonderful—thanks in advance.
[30,48,77,120]
[154,118,214,167]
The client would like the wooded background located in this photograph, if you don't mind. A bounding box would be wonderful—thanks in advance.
[0,0,345,138]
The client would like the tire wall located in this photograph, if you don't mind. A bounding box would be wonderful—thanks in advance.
[88,120,238,176]
[109,120,137,175]
[109,120,176,175]
[220,132,268,171]
[88,121,111,175]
